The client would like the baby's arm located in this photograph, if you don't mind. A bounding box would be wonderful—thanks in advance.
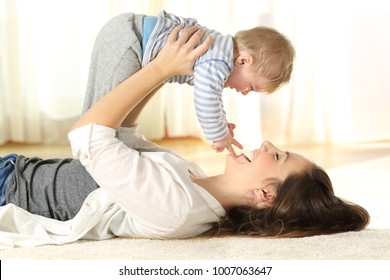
[193,61,243,155]
[211,123,243,155]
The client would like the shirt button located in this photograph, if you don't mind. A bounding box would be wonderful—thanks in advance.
[83,153,90,159]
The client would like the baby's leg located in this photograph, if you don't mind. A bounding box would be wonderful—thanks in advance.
[81,13,144,114]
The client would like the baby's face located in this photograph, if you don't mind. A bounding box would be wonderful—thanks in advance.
[224,65,270,95]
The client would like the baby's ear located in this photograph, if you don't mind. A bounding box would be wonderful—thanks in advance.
[234,52,254,66]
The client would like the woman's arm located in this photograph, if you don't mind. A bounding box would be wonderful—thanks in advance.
[71,24,212,131]
[120,84,163,127]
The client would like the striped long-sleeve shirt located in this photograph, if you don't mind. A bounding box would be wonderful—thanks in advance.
[142,10,234,141]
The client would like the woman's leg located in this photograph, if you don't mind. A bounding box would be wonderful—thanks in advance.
[0,154,17,206]
[81,13,145,115]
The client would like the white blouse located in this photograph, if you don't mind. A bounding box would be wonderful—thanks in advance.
[0,123,225,247]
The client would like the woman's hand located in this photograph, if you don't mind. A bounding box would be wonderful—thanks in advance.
[154,23,212,77]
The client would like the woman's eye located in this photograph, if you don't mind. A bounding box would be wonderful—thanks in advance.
[274,153,280,161]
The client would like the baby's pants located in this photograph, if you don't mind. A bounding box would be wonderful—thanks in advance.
[81,13,145,114]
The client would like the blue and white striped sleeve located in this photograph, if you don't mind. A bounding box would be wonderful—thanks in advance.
[193,60,231,141]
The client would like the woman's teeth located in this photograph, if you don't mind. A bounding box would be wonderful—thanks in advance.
[241,153,252,162]
[249,150,254,161]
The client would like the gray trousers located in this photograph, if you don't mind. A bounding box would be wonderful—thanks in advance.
[81,13,145,114]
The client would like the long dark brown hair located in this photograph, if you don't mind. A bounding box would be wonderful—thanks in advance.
[210,164,370,238]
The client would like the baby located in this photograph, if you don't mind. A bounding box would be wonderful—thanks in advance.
[82,10,295,155]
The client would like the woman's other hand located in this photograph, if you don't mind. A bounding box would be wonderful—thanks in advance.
[154,23,212,77]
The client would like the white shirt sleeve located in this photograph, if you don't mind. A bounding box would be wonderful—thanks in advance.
[68,123,190,235]
[116,125,180,156]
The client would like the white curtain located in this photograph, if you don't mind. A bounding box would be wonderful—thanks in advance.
[0,0,115,144]
[1,0,389,149]
[268,0,390,145]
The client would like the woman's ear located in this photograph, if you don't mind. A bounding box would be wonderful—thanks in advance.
[262,190,276,207]
[234,52,254,66]
[253,183,277,209]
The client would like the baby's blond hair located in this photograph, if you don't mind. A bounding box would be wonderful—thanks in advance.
[234,27,295,93]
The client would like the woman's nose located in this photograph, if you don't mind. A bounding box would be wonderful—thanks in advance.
[242,87,251,95]
[261,141,278,152]
[260,141,269,152]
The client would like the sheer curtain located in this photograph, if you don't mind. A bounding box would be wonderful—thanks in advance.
[2,0,389,148]
[268,0,390,146]
[0,0,266,148]
[0,0,115,144]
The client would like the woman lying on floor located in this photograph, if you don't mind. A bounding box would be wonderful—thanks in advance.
[0,25,369,247]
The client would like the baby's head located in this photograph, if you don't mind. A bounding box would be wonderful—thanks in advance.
[232,26,295,94]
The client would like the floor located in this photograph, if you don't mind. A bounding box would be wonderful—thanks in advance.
[1,138,389,175]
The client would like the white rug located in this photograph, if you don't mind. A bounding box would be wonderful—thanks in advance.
[1,229,389,260]
[1,156,389,260]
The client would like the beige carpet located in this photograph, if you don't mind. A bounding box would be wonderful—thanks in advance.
[1,229,389,260]
[1,156,389,260]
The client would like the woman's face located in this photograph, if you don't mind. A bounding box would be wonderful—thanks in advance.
[226,141,311,208]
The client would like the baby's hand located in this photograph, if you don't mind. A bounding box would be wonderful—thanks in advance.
[211,126,243,156]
